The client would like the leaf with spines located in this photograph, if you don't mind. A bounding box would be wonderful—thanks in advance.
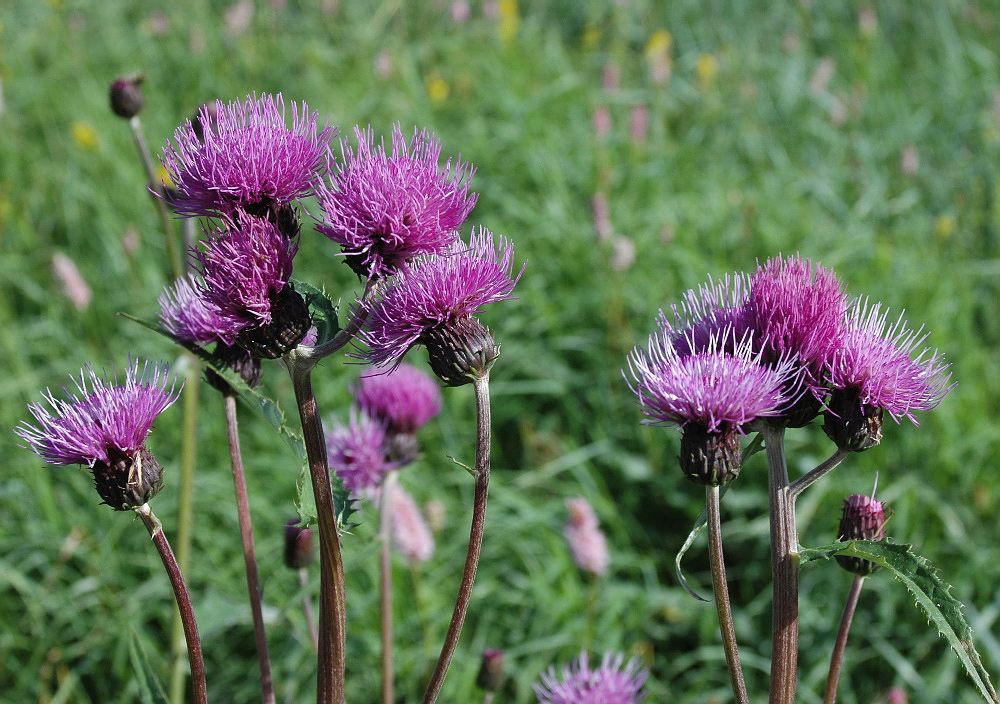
[802,539,999,703]
[293,279,341,346]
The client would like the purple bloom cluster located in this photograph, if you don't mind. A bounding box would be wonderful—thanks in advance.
[161,93,335,218]
[359,227,522,373]
[326,410,395,495]
[315,124,477,278]
[16,360,179,468]
[534,651,648,704]
[355,363,443,434]
[158,272,229,347]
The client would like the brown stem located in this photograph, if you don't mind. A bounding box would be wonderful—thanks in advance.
[223,394,275,704]
[765,424,798,704]
[379,471,398,704]
[421,375,492,704]
[291,367,347,704]
[299,568,319,653]
[706,484,750,704]
[135,504,208,704]
[823,575,865,704]
[789,449,850,499]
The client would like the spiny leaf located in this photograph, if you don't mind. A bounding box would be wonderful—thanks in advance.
[293,279,341,346]
[802,540,999,703]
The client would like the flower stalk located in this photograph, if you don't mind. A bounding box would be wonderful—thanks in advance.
[379,471,398,704]
[823,575,865,704]
[127,115,183,278]
[223,393,275,704]
[421,374,492,704]
[706,484,749,704]
[135,503,208,704]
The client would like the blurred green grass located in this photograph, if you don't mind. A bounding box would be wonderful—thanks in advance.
[1,0,999,701]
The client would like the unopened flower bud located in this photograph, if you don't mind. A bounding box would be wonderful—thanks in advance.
[236,285,311,359]
[205,343,263,395]
[476,649,505,692]
[836,493,890,576]
[679,424,741,486]
[823,388,884,452]
[91,446,163,511]
[423,316,499,387]
[109,74,145,119]
[284,519,314,569]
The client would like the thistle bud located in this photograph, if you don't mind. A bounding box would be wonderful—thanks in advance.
[476,649,505,693]
[423,316,499,387]
[204,343,263,395]
[236,285,311,359]
[284,519,314,570]
[109,74,145,119]
[679,424,741,486]
[823,387,884,452]
[836,493,890,576]
[91,446,163,511]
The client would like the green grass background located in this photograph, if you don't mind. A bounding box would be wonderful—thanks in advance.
[2,0,999,701]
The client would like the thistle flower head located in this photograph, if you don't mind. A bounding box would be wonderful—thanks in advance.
[534,651,648,704]
[15,361,180,511]
[326,410,394,495]
[161,93,335,218]
[827,299,953,425]
[656,273,754,356]
[195,212,309,357]
[836,492,891,575]
[315,124,477,278]
[284,519,314,570]
[389,484,435,563]
[564,497,610,576]
[359,228,522,383]
[355,363,443,434]
[158,273,230,347]
[747,254,848,392]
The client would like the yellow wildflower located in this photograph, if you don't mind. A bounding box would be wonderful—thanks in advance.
[71,121,99,151]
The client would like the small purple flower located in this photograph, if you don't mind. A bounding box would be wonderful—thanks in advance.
[355,363,442,434]
[326,410,394,495]
[627,327,797,484]
[359,227,522,384]
[161,93,335,218]
[828,299,953,423]
[534,651,648,704]
[315,124,476,278]
[747,254,848,393]
[564,497,609,577]
[823,299,953,451]
[15,360,180,510]
[195,212,309,357]
[158,273,230,347]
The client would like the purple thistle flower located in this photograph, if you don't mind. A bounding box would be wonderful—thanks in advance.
[326,410,394,495]
[158,272,231,347]
[195,212,309,357]
[15,360,180,510]
[534,651,648,704]
[358,227,522,384]
[836,492,891,575]
[315,124,477,278]
[828,299,953,422]
[160,93,335,218]
[627,328,795,432]
[355,363,443,434]
[656,273,754,356]
[747,254,848,394]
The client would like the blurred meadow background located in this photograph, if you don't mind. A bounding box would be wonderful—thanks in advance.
[2,0,1000,702]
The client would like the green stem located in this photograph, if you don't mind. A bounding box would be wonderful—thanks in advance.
[789,449,850,499]
[765,424,798,704]
[223,394,275,704]
[379,471,398,704]
[822,576,865,704]
[136,504,208,704]
[421,375,492,704]
[299,568,319,653]
[706,484,749,704]
[127,115,182,279]
[170,359,200,704]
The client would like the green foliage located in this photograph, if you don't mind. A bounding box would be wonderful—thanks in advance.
[1,0,999,702]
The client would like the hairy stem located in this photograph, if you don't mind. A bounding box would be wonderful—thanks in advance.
[136,504,208,704]
[823,575,865,704]
[224,394,275,704]
[379,471,398,704]
[291,367,347,704]
[421,374,492,704]
[765,424,798,704]
[706,484,750,704]
[170,359,200,704]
